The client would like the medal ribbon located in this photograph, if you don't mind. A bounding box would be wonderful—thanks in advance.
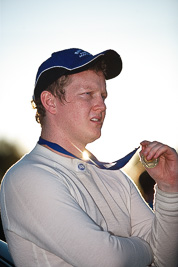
[38,137,139,170]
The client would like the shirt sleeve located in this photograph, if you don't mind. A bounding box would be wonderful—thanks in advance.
[149,186,178,266]
[1,164,153,267]
[128,175,178,267]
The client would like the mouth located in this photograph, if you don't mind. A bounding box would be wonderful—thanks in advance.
[90,116,103,125]
[91,118,100,122]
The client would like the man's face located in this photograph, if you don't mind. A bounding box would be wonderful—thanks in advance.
[55,70,107,150]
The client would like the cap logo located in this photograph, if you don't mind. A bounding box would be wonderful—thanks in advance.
[74,49,91,58]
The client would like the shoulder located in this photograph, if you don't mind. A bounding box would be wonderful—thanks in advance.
[1,145,69,194]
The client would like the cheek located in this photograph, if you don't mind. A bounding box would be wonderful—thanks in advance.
[60,98,92,124]
[65,103,89,123]
[72,101,91,115]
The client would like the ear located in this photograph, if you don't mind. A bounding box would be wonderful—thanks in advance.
[40,91,56,115]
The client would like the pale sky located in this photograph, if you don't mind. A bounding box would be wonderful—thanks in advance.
[1,0,178,162]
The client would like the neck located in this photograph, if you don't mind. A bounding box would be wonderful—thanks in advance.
[41,132,86,159]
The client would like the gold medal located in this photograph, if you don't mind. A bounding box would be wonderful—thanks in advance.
[141,154,159,168]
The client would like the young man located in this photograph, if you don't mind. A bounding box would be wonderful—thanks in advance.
[1,48,178,267]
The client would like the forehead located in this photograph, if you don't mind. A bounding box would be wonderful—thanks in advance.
[66,70,106,90]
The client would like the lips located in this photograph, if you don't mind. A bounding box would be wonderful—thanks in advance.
[90,116,103,125]
[91,118,100,122]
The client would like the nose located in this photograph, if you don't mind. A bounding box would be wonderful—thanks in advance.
[92,95,106,112]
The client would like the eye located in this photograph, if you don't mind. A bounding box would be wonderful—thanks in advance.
[82,91,92,98]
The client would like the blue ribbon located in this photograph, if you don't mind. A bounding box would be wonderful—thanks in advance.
[38,137,139,170]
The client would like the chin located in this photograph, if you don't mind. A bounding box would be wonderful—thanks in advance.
[88,133,101,144]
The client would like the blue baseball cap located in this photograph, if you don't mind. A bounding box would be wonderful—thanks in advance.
[34,48,122,99]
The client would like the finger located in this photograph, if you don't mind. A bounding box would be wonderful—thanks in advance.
[140,141,164,160]
[145,143,172,162]
[146,144,164,160]
[140,140,150,146]
[140,140,150,148]
[140,141,158,154]
[140,140,151,152]
[152,144,176,160]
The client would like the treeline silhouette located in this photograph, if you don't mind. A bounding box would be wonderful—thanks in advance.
[0,140,24,241]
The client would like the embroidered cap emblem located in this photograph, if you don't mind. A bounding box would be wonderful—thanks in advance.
[74,49,91,58]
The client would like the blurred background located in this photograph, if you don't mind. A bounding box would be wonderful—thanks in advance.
[0,0,178,239]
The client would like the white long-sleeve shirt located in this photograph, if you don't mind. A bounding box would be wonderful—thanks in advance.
[0,144,178,266]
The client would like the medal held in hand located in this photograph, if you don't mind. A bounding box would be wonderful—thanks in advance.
[141,154,159,168]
